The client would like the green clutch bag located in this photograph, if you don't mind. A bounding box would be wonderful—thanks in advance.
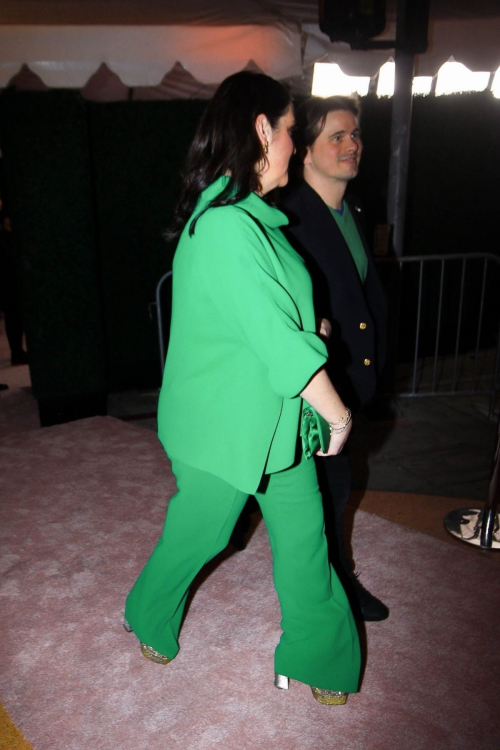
[300,402,330,459]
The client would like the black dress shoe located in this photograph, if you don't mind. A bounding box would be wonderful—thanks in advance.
[347,572,389,622]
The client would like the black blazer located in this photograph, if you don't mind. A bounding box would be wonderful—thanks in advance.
[282,180,387,411]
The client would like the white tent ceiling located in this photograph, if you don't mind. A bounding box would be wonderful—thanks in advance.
[1,1,499,94]
[0,24,303,88]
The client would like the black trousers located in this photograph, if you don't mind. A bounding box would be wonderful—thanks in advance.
[314,450,354,583]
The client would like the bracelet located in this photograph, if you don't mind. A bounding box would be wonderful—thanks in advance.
[329,408,351,425]
[329,409,352,435]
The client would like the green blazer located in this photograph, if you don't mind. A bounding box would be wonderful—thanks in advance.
[158,177,327,493]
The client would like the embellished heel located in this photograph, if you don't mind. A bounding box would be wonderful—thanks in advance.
[123,619,172,665]
[274,673,289,690]
[275,673,348,704]
[140,643,172,665]
[310,687,348,705]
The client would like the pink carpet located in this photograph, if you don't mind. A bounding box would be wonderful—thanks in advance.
[1,416,499,749]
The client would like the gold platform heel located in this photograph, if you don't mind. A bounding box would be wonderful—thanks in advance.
[139,643,172,665]
[310,686,348,705]
[274,673,348,704]
[123,618,172,665]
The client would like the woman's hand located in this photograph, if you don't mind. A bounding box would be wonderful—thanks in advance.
[316,418,352,457]
[300,367,353,456]
[317,317,331,342]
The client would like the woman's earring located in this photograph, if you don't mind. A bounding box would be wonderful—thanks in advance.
[264,140,269,154]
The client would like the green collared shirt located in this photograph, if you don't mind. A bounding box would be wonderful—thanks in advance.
[328,203,368,282]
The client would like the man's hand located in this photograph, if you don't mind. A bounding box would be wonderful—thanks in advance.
[318,317,332,342]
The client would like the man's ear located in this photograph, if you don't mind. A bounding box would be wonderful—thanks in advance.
[255,113,271,148]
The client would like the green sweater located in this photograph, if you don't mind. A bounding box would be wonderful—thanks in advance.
[158,177,327,493]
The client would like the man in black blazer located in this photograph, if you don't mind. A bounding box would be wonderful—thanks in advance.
[282,95,389,621]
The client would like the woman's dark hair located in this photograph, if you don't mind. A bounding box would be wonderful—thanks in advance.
[293,95,361,165]
[167,71,291,239]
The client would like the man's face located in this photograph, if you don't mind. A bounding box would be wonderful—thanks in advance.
[304,110,362,184]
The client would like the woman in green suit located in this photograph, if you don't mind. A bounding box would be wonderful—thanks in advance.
[124,71,361,705]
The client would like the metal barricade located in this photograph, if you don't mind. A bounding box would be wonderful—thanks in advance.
[155,270,172,375]
[154,256,500,410]
[376,253,500,416]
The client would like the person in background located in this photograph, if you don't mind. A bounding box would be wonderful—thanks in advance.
[124,72,361,705]
[282,95,389,622]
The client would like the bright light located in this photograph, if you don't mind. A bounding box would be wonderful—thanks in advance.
[492,67,500,99]
[412,77,433,96]
[312,62,370,97]
[435,61,490,96]
[312,60,494,99]
[377,61,394,97]
[377,62,432,97]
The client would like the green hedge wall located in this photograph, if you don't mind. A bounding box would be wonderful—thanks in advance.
[406,92,499,256]
[87,100,205,388]
[0,90,107,420]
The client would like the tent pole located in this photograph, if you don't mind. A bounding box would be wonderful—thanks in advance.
[387,0,419,258]
[387,46,414,258]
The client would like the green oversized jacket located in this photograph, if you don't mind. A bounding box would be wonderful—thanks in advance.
[158,177,327,493]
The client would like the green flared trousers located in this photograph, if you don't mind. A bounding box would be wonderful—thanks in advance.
[125,451,361,692]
